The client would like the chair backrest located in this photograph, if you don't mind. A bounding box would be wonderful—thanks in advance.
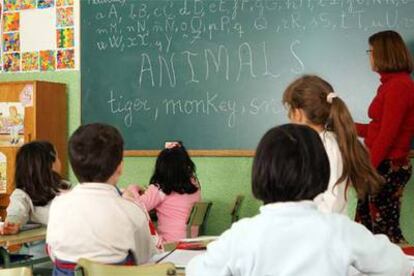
[186,201,212,238]
[75,259,176,276]
[230,194,245,223]
[0,267,32,276]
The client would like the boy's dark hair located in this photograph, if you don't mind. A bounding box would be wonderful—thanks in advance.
[252,124,330,204]
[150,145,198,195]
[15,140,67,206]
[69,123,124,183]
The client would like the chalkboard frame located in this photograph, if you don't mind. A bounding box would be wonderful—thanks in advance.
[124,149,254,157]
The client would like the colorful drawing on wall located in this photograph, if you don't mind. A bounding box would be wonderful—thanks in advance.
[0,152,7,194]
[39,50,55,70]
[57,28,74,48]
[3,53,20,72]
[19,85,34,107]
[3,32,20,52]
[0,0,77,73]
[57,49,74,69]
[3,12,20,32]
[57,7,73,27]
[21,52,39,71]
[56,0,73,6]
[3,0,19,11]
[37,0,54,9]
[0,103,25,146]
[21,0,37,9]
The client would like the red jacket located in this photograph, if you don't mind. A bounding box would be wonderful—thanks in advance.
[356,72,414,168]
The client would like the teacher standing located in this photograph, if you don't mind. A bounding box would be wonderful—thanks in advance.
[355,30,414,243]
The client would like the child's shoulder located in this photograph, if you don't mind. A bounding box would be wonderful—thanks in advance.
[10,188,29,198]
[118,196,150,225]
[8,188,33,206]
[147,183,167,197]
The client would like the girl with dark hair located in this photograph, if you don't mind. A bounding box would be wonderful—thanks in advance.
[0,141,69,235]
[283,75,382,214]
[356,30,414,243]
[125,142,201,243]
[187,124,410,276]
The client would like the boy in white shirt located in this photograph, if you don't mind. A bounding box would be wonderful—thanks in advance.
[47,123,157,275]
[187,124,411,276]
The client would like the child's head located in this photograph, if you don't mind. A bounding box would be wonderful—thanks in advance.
[252,124,330,204]
[69,123,124,184]
[150,143,198,195]
[282,75,335,128]
[15,140,64,206]
[282,75,382,199]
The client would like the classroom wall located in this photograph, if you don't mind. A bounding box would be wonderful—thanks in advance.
[0,71,413,242]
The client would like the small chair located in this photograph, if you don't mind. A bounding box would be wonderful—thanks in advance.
[0,267,32,276]
[186,201,212,238]
[75,259,176,276]
[230,195,245,224]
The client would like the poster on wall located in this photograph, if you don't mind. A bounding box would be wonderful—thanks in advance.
[0,0,79,72]
[0,102,24,146]
[0,152,6,193]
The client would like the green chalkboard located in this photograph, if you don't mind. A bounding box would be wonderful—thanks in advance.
[81,0,414,153]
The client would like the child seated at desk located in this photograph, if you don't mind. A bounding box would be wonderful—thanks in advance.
[125,141,201,243]
[186,124,411,276]
[0,141,69,235]
[46,123,157,276]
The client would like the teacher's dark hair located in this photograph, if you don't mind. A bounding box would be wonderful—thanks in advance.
[369,30,413,73]
[252,124,330,204]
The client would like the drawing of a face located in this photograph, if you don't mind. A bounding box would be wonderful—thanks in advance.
[9,106,17,116]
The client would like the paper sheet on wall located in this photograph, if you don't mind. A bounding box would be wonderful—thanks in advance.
[20,8,56,52]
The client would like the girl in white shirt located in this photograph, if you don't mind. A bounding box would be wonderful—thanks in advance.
[282,75,383,214]
[0,141,69,234]
[186,124,411,276]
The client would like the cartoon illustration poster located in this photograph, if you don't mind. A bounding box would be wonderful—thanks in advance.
[0,152,6,193]
[0,103,25,146]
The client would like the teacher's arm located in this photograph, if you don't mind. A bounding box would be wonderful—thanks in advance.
[355,123,368,138]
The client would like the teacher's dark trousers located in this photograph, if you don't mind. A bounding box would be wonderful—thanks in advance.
[355,159,412,243]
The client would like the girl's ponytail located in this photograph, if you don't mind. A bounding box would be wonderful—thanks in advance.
[328,98,383,199]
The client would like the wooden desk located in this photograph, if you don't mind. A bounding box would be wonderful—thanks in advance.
[0,227,50,268]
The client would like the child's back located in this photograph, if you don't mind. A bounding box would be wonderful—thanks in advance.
[188,201,407,275]
[48,183,155,264]
[137,184,200,242]
[47,123,157,274]
[127,142,201,243]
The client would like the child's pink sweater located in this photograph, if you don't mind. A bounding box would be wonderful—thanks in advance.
[129,185,201,243]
